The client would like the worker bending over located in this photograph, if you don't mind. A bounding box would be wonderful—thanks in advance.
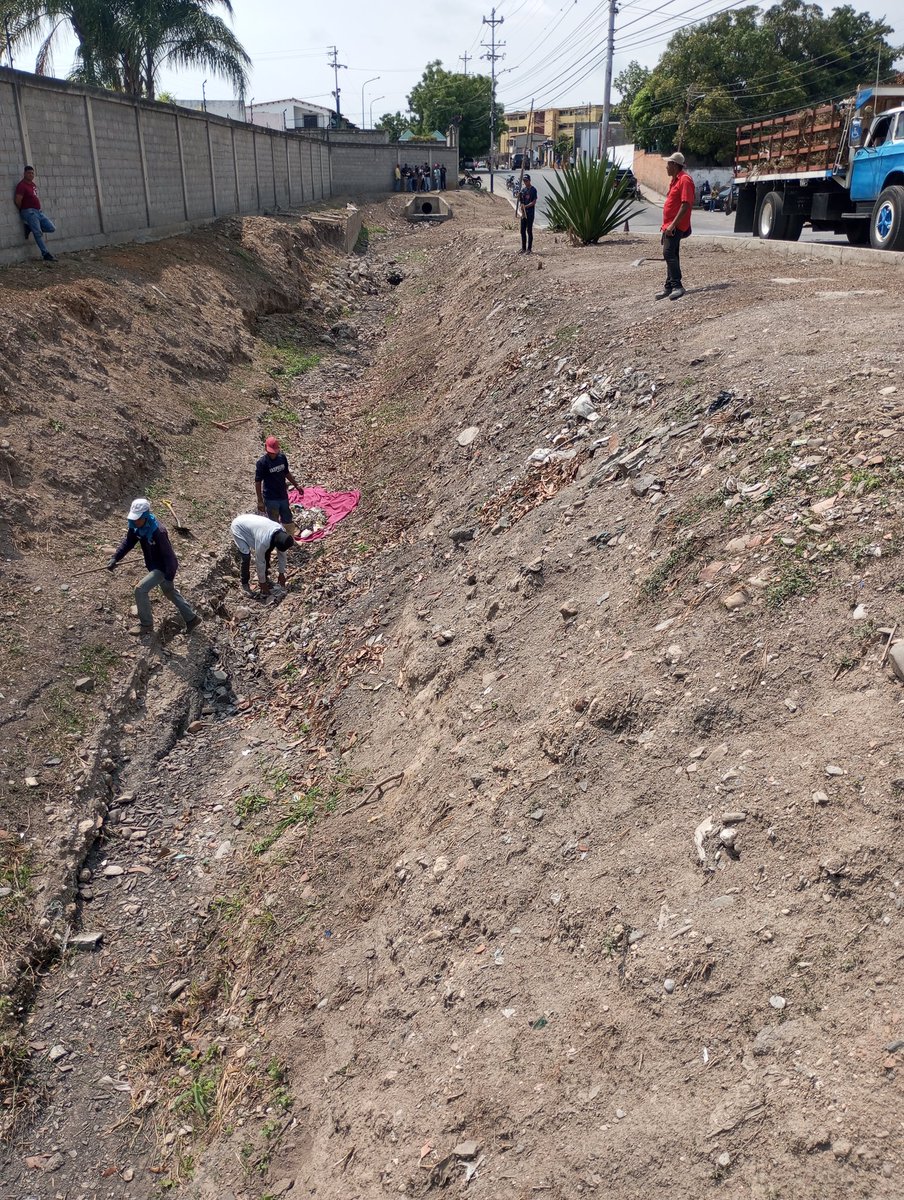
[230,513,295,597]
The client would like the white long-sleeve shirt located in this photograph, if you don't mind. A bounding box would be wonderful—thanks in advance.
[230,513,288,584]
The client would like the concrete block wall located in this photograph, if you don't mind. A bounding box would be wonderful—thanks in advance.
[329,140,459,195]
[234,126,258,211]
[0,80,28,249]
[26,86,99,239]
[93,97,147,232]
[142,109,187,224]
[0,67,333,264]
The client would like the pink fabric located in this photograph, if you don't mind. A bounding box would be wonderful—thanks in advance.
[288,486,360,542]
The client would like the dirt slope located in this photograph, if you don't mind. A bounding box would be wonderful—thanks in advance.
[1,191,903,1200]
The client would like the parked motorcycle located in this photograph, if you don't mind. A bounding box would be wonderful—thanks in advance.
[458,170,483,190]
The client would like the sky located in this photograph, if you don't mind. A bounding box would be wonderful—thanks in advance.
[12,0,904,123]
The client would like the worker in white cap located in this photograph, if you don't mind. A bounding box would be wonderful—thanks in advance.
[107,498,200,636]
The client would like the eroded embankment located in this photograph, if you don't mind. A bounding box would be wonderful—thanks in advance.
[3,195,904,1200]
[0,203,411,1162]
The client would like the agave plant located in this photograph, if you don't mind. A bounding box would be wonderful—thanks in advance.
[544,160,643,244]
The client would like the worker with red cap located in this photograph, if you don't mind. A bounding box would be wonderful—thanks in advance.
[254,435,301,526]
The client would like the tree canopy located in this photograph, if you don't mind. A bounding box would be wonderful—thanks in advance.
[628,0,898,161]
[1,0,250,99]
[406,60,505,160]
[375,111,411,142]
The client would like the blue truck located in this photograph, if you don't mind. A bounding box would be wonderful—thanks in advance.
[733,85,904,249]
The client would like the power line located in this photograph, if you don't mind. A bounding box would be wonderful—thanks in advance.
[643,69,902,130]
[502,0,740,106]
[623,34,890,116]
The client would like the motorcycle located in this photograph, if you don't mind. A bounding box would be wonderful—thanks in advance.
[458,170,483,190]
[505,174,516,192]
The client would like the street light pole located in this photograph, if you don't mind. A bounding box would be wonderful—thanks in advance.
[361,76,380,129]
[202,79,207,112]
[370,95,385,130]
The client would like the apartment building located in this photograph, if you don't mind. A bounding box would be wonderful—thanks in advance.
[500,103,605,159]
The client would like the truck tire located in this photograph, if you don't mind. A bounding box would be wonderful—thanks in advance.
[758,191,786,239]
[784,216,804,241]
[870,186,904,251]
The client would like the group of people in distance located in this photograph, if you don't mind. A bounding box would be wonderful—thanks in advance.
[105,436,302,639]
[394,162,447,192]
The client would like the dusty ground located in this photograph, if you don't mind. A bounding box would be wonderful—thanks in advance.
[1,188,903,1200]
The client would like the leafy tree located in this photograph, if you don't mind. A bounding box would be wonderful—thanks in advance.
[544,159,643,243]
[629,0,897,161]
[375,111,411,142]
[554,133,574,162]
[2,0,250,99]
[406,60,505,160]
[613,60,650,135]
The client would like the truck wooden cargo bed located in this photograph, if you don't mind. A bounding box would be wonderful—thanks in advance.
[735,103,844,175]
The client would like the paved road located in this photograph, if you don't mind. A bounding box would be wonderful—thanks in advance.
[479,166,852,248]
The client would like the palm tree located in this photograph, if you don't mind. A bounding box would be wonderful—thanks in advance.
[0,0,250,99]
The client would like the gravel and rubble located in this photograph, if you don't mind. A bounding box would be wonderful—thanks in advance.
[1,192,904,1200]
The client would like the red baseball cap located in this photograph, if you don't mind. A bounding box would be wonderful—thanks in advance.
[265,436,280,453]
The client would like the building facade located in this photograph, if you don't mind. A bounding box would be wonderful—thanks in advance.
[500,104,606,162]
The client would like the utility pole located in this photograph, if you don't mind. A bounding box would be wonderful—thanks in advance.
[459,52,471,75]
[600,0,617,166]
[482,8,505,194]
[328,45,347,128]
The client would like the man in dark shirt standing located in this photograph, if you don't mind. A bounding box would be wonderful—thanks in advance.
[255,436,301,526]
[14,166,56,262]
[518,174,538,255]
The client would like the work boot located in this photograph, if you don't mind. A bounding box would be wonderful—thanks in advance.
[668,287,686,301]
[42,253,57,262]
[655,288,672,300]
[185,615,203,633]
[129,624,154,639]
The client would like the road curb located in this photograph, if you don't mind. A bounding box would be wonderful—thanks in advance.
[630,230,904,269]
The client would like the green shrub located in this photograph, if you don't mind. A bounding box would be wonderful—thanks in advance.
[544,161,643,244]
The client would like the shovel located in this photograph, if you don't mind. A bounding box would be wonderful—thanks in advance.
[162,499,192,537]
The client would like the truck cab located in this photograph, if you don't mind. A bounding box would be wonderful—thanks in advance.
[849,107,904,203]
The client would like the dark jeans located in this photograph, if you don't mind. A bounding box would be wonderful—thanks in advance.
[661,228,690,290]
[265,496,292,523]
[238,548,279,588]
[521,210,535,251]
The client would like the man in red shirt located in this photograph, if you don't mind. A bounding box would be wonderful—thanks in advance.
[657,151,695,301]
[14,166,57,262]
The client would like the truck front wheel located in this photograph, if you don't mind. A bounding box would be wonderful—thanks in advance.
[870,186,904,250]
[758,192,786,239]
